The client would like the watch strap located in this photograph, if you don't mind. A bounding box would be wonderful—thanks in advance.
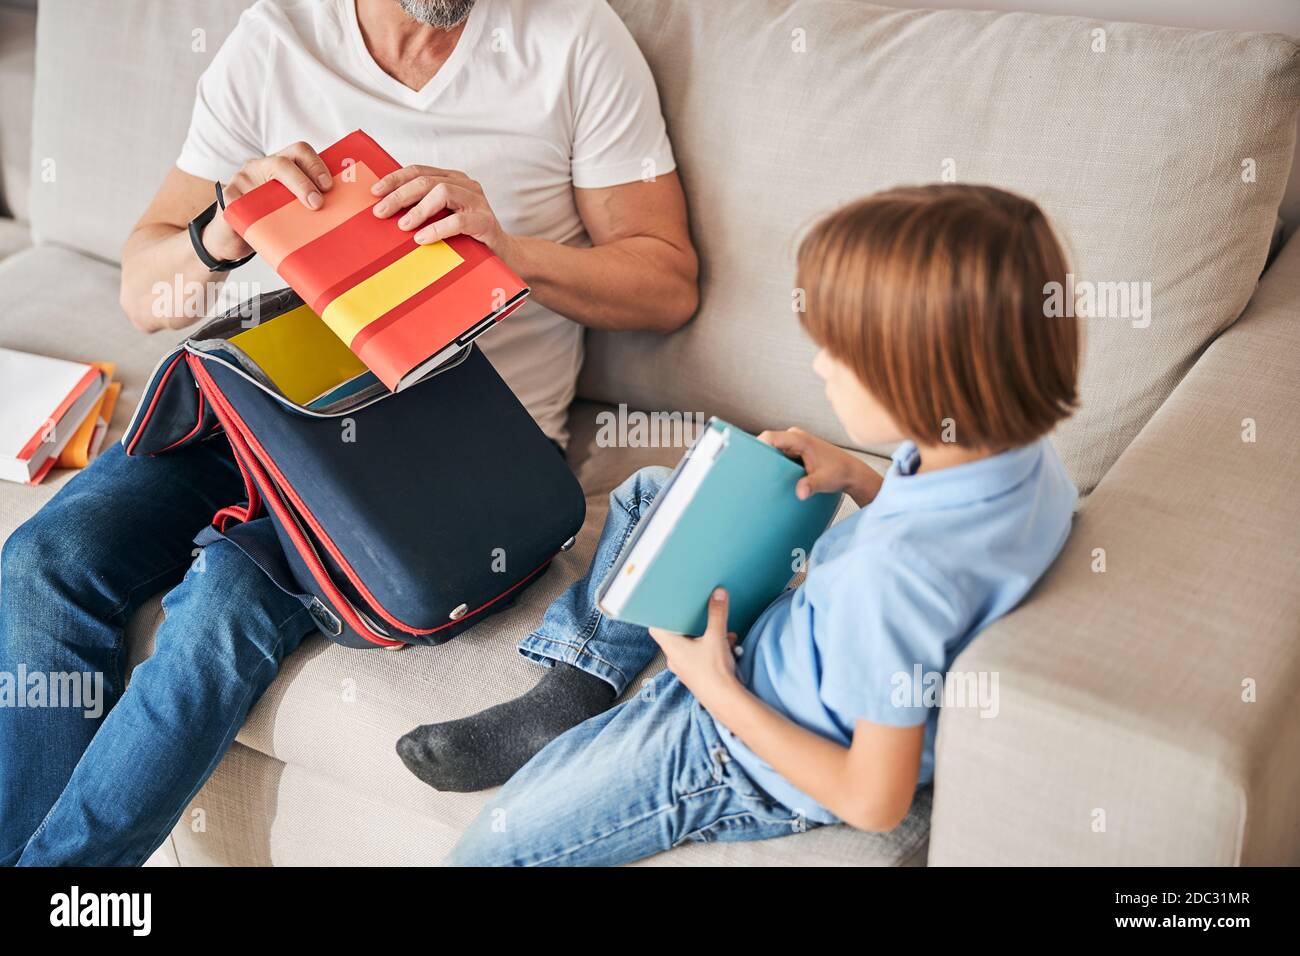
[189,181,256,272]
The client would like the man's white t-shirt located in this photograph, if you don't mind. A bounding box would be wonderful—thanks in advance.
[177,0,676,444]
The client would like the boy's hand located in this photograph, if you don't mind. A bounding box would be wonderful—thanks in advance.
[758,427,883,506]
[648,588,741,708]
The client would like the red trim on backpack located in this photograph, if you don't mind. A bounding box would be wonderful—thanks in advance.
[190,357,401,646]
[211,444,263,532]
[124,354,182,456]
[154,387,208,455]
[187,354,557,644]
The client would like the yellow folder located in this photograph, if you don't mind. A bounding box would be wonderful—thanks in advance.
[57,362,120,469]
[228,303,369,406]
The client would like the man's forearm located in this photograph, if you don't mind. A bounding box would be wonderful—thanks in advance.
[119,224,223,333]
[122,193,698,335]
[123,224,696,336]
[499,233,697,333]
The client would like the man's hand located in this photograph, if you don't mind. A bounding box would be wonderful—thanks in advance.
[370,166,510,256]
[648,588,741,711]
[200,142,334,262]
[368,168,696,333]
[759,427,883,507]
[205,142,333,259]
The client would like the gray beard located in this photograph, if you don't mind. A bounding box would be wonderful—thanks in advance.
[397,0,477,29]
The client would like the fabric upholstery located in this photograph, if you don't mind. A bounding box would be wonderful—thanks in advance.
[28,0,249,264]
[168,742,931,866]
[0,217,29,259]
[929,232,1300,865]
[0,6,35,222]
[582,0,1300,494]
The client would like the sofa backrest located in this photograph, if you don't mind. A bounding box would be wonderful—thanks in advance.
[29,0,249,262]
[27,0,1300,493]
[0,5,36,222]
[583,0,1299,493]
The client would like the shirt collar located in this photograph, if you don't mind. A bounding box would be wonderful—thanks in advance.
[867,440,1045,517]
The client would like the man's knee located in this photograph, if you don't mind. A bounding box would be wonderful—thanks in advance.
[1,507,94,604]
[1,515,109,660]
[609,465,672,517]
[178,539,248,597]
[1,520,41,587]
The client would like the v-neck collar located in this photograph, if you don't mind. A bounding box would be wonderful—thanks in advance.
[344,0,489,109]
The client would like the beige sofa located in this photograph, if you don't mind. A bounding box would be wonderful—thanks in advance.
[0,4,34,260]
[0,0,1297,866]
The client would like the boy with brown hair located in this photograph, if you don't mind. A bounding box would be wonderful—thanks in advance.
[426,184,1081,865]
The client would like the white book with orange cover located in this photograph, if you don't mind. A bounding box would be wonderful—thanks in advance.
[0,348,107,484]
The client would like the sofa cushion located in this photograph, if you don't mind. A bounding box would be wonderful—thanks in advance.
[169,741,929,865]
[0,217,29,260]
[29,0,250,265]
[579,0,1300,494]
[0,246,185,551]
[0,6,35,223]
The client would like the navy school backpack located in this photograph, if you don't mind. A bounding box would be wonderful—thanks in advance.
[122,288,586,649]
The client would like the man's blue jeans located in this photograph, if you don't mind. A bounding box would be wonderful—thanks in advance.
[451,467,815,866]
[0,440,316,866]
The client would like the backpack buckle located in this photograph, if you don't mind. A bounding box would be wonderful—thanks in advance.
[308,597,343,637]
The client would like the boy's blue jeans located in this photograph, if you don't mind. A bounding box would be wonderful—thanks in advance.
[453,466,815,866]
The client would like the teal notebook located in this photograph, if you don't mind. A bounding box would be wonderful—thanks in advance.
[597,418,843,636]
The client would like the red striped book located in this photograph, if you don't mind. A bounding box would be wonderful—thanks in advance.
[222,130,529,392]
[0,349,107,484]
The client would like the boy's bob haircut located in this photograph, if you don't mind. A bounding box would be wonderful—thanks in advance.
[797,184,1080,450]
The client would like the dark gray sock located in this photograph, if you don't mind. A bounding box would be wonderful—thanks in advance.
[396,662,615,792]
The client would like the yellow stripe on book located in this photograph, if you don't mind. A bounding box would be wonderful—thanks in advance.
[321,242,465,346]
[229,304,368,406]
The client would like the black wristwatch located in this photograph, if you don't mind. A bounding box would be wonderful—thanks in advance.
[188,181,256,272]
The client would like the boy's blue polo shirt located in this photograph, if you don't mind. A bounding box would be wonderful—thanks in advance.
[715,438,1078,823]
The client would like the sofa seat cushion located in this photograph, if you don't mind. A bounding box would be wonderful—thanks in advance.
[0,246,185,549]
[171,741,929,866]
[0,217,29,261]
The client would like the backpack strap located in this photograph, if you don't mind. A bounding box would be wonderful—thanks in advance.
[193,520,344,639]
